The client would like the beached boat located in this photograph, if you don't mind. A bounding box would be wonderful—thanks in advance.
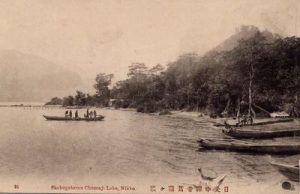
[213,118,294,127]
[223,128,300,139]
[270,162,299,182]
[198,138,300,154]
[43,115,104,121]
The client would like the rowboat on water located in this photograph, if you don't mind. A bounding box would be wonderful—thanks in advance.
[198,138,300,154]
[43,115,104,121]
[270,162,299,182]
[222,128,300,139]
[213,118,294,127]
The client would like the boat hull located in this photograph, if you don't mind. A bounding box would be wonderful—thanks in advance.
[214,118,294,127]
[198,138,300,154]
[223,128,300,139]
[270,162,299,182]
[43,115,104,121]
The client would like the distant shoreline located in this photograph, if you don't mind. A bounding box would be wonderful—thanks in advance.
[0,101,45,106]
[0,103,294,124]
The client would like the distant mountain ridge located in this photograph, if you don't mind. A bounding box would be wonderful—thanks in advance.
[214,25,281,52]
[0,26,281,102]
[0,50,82,102]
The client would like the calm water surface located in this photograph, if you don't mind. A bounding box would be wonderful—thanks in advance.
[0,106,299,193]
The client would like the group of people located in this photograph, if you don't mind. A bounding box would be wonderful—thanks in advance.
[223,114,254,131]
[64,109,97,119]
[237,114,253,126]
[84,109,97,118]
[65,110,76,118]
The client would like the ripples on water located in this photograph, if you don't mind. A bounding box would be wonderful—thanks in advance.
[0,107,299,191]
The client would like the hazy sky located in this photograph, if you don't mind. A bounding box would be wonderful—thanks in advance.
[0,0,299,83]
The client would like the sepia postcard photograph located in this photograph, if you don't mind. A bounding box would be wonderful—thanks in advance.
[0,0,299,193]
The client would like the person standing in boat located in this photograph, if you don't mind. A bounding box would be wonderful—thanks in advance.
[75,110,78,118]
[65,110,69,118]
[94,110,97,118]
[69,110,72,118]
[86,109,89,118]
[89,110,93,118]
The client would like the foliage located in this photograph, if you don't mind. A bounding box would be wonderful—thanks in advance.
[74,90,86,106]
[111,32,300,115]
[62,96,74,107]
[45,97,63,105]
[47,73,114,107]
[47,27,300,116]
[94,73,114,106]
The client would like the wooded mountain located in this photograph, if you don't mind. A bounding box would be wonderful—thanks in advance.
[0,50,82,102]
[214,25,281,52]
[45,25,300,117]
[107,26,300,116]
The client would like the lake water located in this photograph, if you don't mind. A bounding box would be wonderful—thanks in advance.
[0,106,299,193]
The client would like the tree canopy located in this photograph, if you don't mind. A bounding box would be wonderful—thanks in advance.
[46,28,300,117]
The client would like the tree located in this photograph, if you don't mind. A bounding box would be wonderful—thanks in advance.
[94,73,114,106]
[74,90,86,106]
[127,63,148,77]
[46,26,300,116]
[223,32,269,116]
[45,97,63,105]
[85,93,95,105]
[125,63,149,102]
[62,96,74,107]
[149,64,164,75]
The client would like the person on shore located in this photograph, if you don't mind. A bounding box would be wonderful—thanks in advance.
[65,110,69,117]
[69,110,72,118]
[236,115,241,127]
[237,112,241,125]
[75,110,78,118]
[94,110,97,118]
[223,120,233,133]
[248,115,253,125]
[241,114,247,125]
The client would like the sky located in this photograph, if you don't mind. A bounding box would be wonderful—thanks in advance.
[0,0,299,85]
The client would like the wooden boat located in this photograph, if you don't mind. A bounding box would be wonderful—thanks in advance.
[223,128,300,139]
[270,162,299,182]
[198,138,300,154]
[43,115,104,121]
[213,118,294,127]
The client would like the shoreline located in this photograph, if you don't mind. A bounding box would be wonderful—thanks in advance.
[2,104,298,129]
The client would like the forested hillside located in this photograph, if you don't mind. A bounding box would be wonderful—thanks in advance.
[47,26,300,117]
[110,29,300,116]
